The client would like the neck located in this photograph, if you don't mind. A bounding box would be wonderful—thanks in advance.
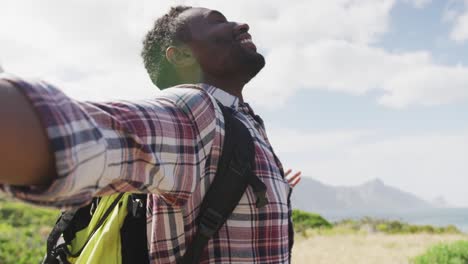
[201,74,246,102]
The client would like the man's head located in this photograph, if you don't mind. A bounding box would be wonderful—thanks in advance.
[141,6,265,90]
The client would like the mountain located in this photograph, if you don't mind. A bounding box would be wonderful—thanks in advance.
[431,196,450,208]
[291,177,433,214]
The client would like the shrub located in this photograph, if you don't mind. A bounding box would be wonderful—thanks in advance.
[376,223,388,232]
[412,240,468,264]
[0,201,59,227]
[292,209,332,233]
[0,200,59,264]
[0,223,53,264]
[334,217,462,235]
[444,225,461,234]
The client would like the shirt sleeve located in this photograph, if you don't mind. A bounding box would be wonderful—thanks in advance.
[0,75,220,209]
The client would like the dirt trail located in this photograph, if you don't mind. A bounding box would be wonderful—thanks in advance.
[292,233,468,264]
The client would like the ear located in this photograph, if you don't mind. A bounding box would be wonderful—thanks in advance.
[165,45,196,67]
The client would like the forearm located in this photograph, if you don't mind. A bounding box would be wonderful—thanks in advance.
[0,79,216,208]
[0,79,55,186]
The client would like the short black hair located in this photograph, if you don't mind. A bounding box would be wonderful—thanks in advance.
[141,6,193,89]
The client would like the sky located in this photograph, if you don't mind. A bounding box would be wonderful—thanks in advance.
[1,0,468,206]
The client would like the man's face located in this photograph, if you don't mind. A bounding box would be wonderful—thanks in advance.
[180,8,265,82]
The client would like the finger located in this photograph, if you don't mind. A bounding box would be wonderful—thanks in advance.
[290,176,301,187]
[291,171,301,180]
[287,171,301,183]
[284,169,292,177]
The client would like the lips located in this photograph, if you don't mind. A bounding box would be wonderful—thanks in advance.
[236,33,257,51]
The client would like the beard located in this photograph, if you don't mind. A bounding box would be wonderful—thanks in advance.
[197,39,266,84]
[208,43,265,84]
[231,44,266,83]
[242,53,265,83]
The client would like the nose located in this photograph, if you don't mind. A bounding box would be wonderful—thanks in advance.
[234,22,250,34]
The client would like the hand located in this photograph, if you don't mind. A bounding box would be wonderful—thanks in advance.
[285,169,301,188]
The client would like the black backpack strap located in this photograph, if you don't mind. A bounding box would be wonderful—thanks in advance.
[121,193,149,264]
[43,193,125,264]
[179,103,268,264]
[43,209,78,264]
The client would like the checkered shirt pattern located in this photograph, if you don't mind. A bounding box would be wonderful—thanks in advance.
[0,75,293,264]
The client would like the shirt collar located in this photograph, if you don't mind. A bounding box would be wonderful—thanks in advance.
[198,83,240,111]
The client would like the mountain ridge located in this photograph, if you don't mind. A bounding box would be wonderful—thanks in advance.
[291,177,435,213]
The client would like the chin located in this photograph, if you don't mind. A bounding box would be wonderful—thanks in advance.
[243,52,265,81]
[216,47,266,81]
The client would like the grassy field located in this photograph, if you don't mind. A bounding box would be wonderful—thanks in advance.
[0,198,59,264]
[1,197,467,264]
[292,233,468,264]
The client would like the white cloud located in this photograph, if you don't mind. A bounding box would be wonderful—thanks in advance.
[269,128,468,206]
[0,0,395,99]
[2,0,464,108]
[254,0,394,45]
[451,12,468,42]
[447,0,468,43]
[239,0,468,109]
[403,0,432,8]
[247,40,468,109]
[0,0,173,100]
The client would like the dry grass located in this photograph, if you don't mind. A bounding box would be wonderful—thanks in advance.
[292,233,468,264]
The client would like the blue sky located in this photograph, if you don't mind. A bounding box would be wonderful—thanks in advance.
[251,0,468,206]
[1,0,467,206]
[255,0,468,206]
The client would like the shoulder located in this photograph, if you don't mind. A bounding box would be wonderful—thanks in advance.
[161,84,212,106]
[160,84,222,121]
[161,85,224,155]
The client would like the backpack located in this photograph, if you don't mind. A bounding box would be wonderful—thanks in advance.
[42,103,269,264]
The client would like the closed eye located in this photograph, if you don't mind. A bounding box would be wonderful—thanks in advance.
[207,10,228,24]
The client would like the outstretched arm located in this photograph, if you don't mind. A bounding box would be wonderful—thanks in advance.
[0,79,55,186]
[0,76,218,209]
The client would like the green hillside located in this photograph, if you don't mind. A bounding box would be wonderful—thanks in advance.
[0,198,59,264]
[0,197,466,264]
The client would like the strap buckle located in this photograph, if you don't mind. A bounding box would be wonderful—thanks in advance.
[128,195,145,218]
[254,191,269,208]
[248,174,269,208]
[198,208,224,238]
[43,244,71,264]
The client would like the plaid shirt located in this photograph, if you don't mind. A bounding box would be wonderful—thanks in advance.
[0,75,293,264]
